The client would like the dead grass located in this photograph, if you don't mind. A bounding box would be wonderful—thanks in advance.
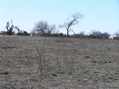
[0,35,119,89]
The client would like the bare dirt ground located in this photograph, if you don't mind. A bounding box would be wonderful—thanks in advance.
[0,35,119,89]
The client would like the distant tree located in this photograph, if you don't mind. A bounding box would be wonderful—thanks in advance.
[101,32,110,39]
[32,21,57,36]
[89,31,102,39]
[6,20,26,35]
[60,12,83,37]
[14,26,23,34]
[6,20,14,35]
[89,31,110,39]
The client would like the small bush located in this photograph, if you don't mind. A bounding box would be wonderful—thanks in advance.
[88,31,110,39]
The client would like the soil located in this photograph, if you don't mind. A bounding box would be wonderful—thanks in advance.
[0,35,119,89]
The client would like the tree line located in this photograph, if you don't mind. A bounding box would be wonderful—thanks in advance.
[0,12,116,39]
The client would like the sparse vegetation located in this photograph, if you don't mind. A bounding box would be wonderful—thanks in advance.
[34,38,46,74]
[0,36,119,89]
[0,13,117,89]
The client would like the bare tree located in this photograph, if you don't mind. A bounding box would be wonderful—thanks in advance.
[89,31,110,39]
[32,21,56,36]
[6,20,14,35]
[6,20,26,35]
[60,12,83,37]
[14,26,23,34]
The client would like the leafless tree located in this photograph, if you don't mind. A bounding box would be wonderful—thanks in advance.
[89,31,110,39]
[60,12,83,37]
[6,20,25,35]
[6,20,14,35]
[32,21,56,36]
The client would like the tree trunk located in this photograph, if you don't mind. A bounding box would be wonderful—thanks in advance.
[7,28,13,35]
[67,28,69,37]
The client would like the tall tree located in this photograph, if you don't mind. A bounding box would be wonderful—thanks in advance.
[60,12,83,37]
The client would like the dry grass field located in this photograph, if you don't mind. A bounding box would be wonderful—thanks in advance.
[0,35,119,89]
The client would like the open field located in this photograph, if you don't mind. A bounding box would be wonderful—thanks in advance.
[0,35,119,89]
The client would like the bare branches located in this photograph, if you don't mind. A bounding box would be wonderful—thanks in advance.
[61,12,83,37]
[32,21,56,36]
[6,20,25,35]
[34,38,46,73]
[6,20,14,35]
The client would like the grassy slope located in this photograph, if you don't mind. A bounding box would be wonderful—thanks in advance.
[0,35,119,89]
